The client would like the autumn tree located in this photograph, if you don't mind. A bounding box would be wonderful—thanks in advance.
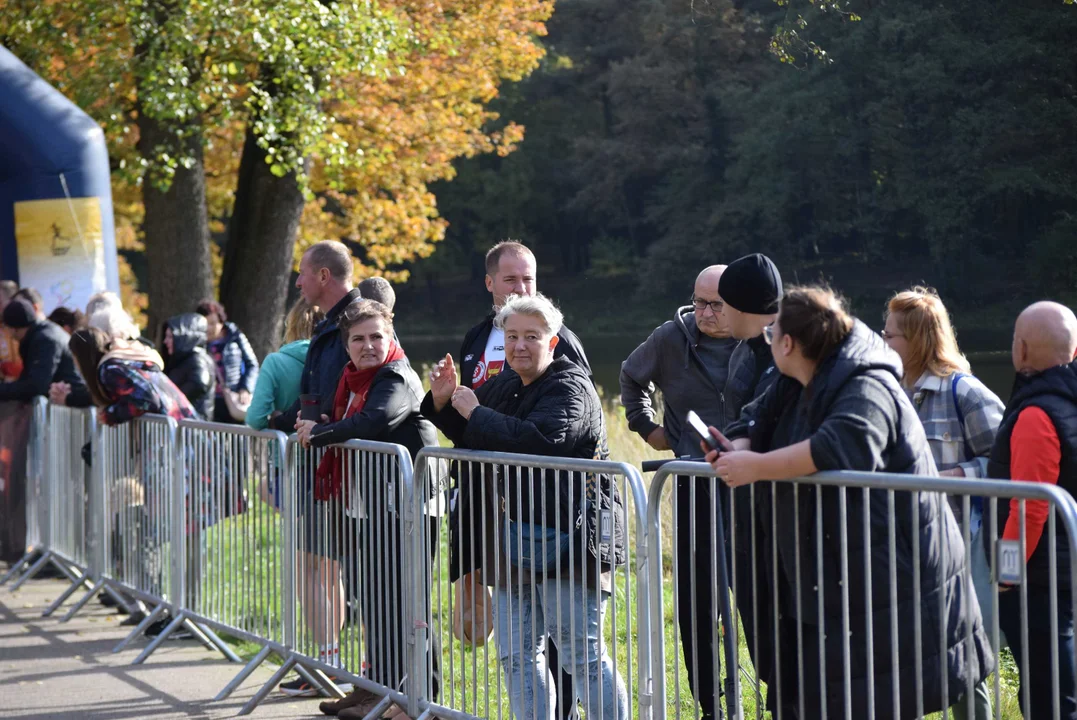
[2,0,552,354]
[220,0,553,356]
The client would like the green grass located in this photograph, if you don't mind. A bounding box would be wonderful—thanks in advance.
[199,395,1028,719]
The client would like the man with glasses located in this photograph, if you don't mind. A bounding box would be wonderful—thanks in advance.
[619,264,737,720]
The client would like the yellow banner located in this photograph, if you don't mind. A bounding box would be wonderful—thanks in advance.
[14,197,106,314]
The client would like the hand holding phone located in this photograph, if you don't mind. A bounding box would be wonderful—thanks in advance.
[686,410,731,454]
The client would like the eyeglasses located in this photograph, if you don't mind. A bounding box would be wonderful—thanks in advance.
[880,331,905,341]
[763,322,775,345]
[692,297,724,314]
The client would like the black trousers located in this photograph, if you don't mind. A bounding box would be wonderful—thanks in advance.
[348,512,443,700]
[674,476,725,719]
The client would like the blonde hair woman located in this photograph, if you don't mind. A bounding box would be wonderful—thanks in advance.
[244,299,325,431]
[884,287,1004,720]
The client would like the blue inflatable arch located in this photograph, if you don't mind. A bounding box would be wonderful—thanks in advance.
[0,46,119,300]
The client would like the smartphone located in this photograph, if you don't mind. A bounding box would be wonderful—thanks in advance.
[686,410,720,453]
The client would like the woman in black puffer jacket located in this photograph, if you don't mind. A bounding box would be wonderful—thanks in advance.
[708,286,994,720]
[422,293,628,720]
[162,313,216,421]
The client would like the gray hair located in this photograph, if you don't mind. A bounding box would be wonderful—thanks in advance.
[357,276,396,310]
[494,293,563,337]
[88,305,140,342]
[85,291,122,318]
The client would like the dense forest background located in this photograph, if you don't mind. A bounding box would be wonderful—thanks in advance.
[394,0,1077,342]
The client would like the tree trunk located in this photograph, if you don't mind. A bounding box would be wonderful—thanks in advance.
[219,126,306,359]
[138,114,214,340]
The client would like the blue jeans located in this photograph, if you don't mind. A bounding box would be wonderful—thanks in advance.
[494,577,628,720]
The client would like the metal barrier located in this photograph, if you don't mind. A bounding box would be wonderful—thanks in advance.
[646,460,1077,720]
[59,414,181,630]
[410,446,651,720]
[127,420,292,673]
[1,398,49,588]
[37,403,99,616]
[237,436,422,717]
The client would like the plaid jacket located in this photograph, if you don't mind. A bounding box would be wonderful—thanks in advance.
[908,371,1004,478]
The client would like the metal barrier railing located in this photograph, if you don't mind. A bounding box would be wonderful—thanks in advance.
[0,398,49,588]
[410,446,652,720]
[127,420,291,672]
[11,408,1077,720]
[38,403,98,616]
[58,414,182,629]
[646,460,1077,720]
[235,437,422,717]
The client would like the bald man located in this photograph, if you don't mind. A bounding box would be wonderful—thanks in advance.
[987,301,1077,719]
[619,265,737,720]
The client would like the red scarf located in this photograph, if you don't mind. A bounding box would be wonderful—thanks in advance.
[314,342,406,501]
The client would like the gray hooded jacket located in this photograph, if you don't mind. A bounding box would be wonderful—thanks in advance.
[619,306,737,456]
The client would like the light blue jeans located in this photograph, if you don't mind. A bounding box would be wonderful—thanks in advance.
[494,577,629,720]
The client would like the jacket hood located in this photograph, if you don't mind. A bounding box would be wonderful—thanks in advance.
[674,305,700,345]
[1008,360,1077,411]
[811,319,903,411]
[165,313,208,356]
[278,339,310,364]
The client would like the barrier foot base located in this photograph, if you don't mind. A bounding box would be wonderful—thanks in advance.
[10,551,53,591]
[193,621,242,663]
[60,578,105,623]
[0,551,35,586]
[297,665,345,698]
[131,611,184,665]
[214,645,273,701]
[237,654,297,716]
[42,574,93,618]
[113,603,167,653]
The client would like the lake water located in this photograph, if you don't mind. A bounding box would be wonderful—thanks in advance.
[400,333,1017,404]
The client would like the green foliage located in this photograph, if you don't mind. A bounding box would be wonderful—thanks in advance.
[0,0,405,192]
[424,0,1077,312]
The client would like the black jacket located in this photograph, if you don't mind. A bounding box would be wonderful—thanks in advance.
[163,313,216,421]
[423,357,626,580]
[987,360,1077,590]
[459,313,591,389]
[273,289,362,432]
[729,320,993,719]
[620,305,737,456]
[724,333,779,429]
[0,320,84,402]
[309,358,437,461]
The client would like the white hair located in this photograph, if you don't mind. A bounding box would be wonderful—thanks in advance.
[85,291,123,318]
[494,293,563,337]
[88,305,140,342]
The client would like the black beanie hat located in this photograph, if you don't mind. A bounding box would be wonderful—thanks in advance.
[718,253,783,315]
[2,298,36,329]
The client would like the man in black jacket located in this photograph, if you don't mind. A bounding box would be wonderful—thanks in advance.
[715,253,783,713]
[0,298,84,402]
[272,240,361,433]
[460,241,590,390]
[455,241,589,720]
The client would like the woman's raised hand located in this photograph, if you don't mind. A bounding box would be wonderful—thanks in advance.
[430,353,459,411]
